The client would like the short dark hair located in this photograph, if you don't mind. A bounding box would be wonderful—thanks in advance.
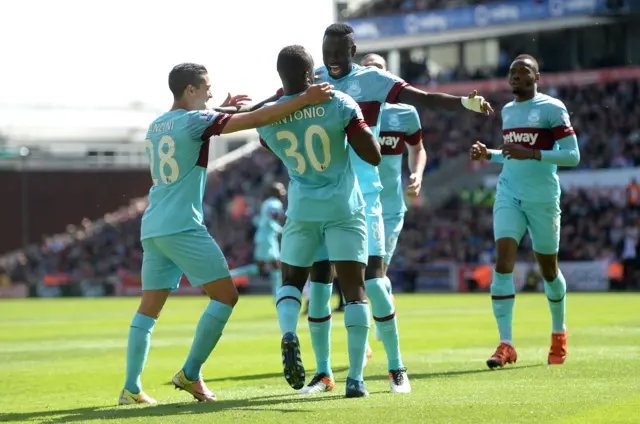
[324,23,355,38]
[514,54,539,73]
[277,45,314,84]
[168,63,207,99]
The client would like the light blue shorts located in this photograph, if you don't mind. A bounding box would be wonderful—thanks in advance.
[141,228,230,291]
[382,212,405,265]
[283,208,368,267]
[493,192,561,255]
[254,241,280,262]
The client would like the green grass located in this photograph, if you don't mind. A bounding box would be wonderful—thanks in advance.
[0,293,639,423]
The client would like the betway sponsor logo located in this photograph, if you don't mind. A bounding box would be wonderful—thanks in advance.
[503,131,539,146]
[379,136,401,149]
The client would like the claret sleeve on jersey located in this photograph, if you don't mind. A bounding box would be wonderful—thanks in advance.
[404,107,423,145]
[187,110,232,141]
[540,103,580,167]
[341,94,369,139]
[373,69,409,104]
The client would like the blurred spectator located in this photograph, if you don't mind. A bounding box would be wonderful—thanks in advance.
[0,266,10,287]
[627,177,640,207]
[617,225,640,289]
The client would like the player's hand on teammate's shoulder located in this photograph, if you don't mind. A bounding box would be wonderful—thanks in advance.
[406,173,422,198]
[469,141,490,161]
[500,143,537,161]
[461,90,494,116]
[220,93,252,107]
[303,82,334,105]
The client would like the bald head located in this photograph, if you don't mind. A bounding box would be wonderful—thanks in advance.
[361,53,387,71]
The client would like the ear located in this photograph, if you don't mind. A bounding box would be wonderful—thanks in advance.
[535,72,541,83]
[351,44,357,58]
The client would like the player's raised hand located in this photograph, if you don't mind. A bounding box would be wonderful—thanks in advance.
[220,93,252,107]
[461,90,494,115]
[303,82,334,105]
[469,141,490,161]
[406,173,422,198]
[499,143,536,160]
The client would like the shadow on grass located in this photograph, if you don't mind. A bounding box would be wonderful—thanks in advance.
[0,392,351,423]
[0,365,543,423]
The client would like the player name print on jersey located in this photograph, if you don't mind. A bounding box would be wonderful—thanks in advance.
[271,106,327,126]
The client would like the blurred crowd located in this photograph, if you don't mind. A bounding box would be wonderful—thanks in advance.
[1,79,639,290]
[345,0,498,19]
[394,184,639,270]
[422,80,640,170]
[344,0,627,19]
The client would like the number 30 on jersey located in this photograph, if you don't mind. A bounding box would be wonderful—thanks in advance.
[276,125,331,174]
[144,135,180,186]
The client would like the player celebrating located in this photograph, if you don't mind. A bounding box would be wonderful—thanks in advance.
[361,52,426,315]
[118,63,333,405]
[253,183,286,298]
[230,183,286,299]
[293,23,492,395]
[257,45,381,398]
[468,54,580,369]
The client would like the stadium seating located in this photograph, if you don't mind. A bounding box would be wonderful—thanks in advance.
[2,77,639,288]
[344,0,502,19]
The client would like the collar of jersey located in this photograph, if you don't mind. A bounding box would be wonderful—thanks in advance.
[278,92,304,101]
[513,92,542,105]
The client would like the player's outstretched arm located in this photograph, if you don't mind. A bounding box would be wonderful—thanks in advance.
[347,123,381,166]
[213,93,281,114]
[221,84,333,134]
[397,86,494,115]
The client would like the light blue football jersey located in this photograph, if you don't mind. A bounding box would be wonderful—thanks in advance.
[315,64,407,195]
[498,93,575,203]
[253,197,284,245]
[378,103,422,216]
[141,109,230,240]
[257,91,366,222]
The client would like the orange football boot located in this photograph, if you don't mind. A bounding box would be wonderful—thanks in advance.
[486,342,518,369]
[548,330,568,365]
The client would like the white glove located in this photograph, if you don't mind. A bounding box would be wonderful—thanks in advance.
[461,90,493,115]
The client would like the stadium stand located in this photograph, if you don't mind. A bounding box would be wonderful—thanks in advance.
[345,0,503,19]
[2,74,639,293]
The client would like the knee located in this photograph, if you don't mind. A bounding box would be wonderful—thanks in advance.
[540,267,558,283]
[211,283,239,307]
[365,258,384,280]
[219,288,239,307]
[495,258,515,274]
[310,260,333,283]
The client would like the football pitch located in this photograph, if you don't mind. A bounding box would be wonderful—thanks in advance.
[1,293,639,424]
